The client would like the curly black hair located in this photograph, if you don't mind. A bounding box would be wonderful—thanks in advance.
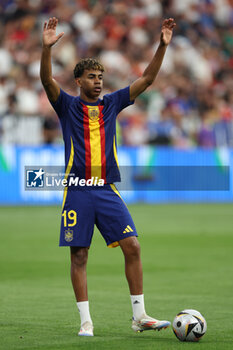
[73,58,105,78]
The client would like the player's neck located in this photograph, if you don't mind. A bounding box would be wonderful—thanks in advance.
[79,92,99,104]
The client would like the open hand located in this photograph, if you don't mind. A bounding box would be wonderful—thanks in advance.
[160,18,176,46]
[42,17,64,48]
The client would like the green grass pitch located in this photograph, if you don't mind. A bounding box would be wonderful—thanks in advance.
[1,203,233,350]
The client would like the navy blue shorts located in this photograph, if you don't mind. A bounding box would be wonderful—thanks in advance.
[60,184,138,247]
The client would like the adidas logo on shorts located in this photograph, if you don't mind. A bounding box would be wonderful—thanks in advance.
[123,225,134,234]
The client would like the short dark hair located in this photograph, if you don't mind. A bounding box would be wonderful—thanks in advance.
[73,58,105,78]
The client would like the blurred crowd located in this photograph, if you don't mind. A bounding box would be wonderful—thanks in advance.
[0,0,233,147]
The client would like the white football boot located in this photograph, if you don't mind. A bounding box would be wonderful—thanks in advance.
[132,314,170,332]
[78,321,94,336]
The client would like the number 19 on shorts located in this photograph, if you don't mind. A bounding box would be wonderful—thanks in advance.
[62,210,77,227]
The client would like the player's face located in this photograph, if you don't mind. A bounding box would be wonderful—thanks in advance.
[76,69,103,102]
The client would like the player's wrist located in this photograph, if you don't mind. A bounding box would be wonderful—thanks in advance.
[159,40,168,48]
[42,43,52,49]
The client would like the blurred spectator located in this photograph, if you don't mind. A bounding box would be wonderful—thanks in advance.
[0,0,232,148]
[43,116,60,144]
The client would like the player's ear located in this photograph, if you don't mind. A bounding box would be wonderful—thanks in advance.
[75,78,82,87]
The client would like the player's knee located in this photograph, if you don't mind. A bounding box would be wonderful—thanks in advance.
[71,247,88,268]
[130,239,141,258]
[122,237,141,260]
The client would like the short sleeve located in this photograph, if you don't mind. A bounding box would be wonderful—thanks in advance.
[50,89,74,119]
[104,86,134,115]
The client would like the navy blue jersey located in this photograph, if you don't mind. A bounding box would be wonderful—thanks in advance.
[50,86,134,184]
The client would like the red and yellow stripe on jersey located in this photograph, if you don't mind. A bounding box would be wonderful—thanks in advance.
[82,104,107,182]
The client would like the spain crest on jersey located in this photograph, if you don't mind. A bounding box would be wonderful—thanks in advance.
[87,106,100,121]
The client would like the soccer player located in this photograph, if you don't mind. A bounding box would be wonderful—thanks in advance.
[40,16,175,337]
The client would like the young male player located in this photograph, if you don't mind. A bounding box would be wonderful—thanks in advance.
[40,16,175,337]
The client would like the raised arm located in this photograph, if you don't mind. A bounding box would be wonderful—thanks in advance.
[40,17,64,102]
[129,18,176,101]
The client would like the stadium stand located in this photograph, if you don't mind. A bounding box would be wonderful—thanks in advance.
[0,0,232,147]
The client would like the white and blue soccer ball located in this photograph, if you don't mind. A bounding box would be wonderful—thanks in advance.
[172,309,207,342]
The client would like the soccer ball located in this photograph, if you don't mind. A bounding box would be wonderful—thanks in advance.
[172,309,207,342]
